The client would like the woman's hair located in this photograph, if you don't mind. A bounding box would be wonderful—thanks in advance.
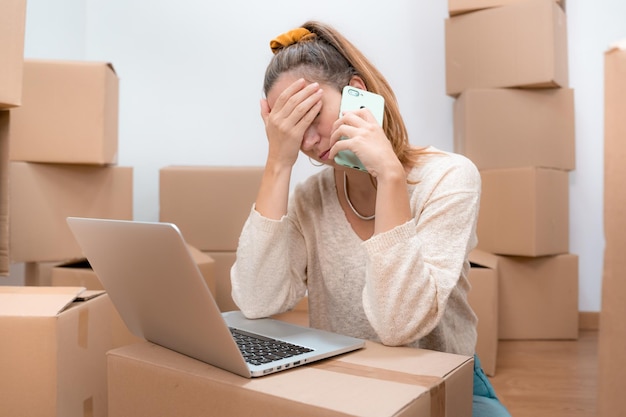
[264,21,428,168]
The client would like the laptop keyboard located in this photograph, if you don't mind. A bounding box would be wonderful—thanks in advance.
[229,328,314,366]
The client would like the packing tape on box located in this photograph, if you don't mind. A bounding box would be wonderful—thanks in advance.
[83,397,94,417]
[313,360,446,417]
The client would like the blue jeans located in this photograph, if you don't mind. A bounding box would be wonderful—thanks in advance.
[473,355,512,417]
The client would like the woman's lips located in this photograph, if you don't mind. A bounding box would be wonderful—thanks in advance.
[319,150,330,160]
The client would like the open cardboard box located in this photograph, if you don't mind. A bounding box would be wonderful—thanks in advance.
[0,286,113,417]
[48,245,216,349]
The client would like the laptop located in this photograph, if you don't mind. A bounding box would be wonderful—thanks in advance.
[66,217,365,378]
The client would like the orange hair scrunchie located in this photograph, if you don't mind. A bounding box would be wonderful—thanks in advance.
[269,27,316,54]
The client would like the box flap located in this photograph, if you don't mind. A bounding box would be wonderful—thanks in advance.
[607,39,626,53]
[76,290,106,301]
[56,258,92,269]
[469,249,499,269]
[106,62,117,75]
[0,286,87,316]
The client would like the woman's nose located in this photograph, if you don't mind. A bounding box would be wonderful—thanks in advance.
[301,125,320,151]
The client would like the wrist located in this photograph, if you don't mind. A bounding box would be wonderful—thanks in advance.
[373,161,406,185]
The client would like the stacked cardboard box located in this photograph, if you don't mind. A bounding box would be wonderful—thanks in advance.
[0,0,26,110]
[598,40,626,417]
[0,56,138,416]
[445,0,579,376]
[7,59,133,265]
[0,0,27,276]
[159,165,263,311]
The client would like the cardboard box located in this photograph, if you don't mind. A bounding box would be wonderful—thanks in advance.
[467,249,499,376]
[51,259,105,290]
[48,247,215,348]
[445,0,568,96]
[9,60,119,164]
[477,167,569,256]
[204,251,238,311]
[599,39,626,417]
[0,286,113,417]
[497,253,578,340]
[50,245,216,296]
[25,260,65,286]
[9,161,133,262]
[448,0,564,16]
[0,0,26,109]
[453,88,575,170]
[108,340,473,417]
[160,166,263,251]
[0,112,9,275]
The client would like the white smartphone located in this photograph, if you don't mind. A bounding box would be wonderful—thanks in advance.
[334,86,385,172]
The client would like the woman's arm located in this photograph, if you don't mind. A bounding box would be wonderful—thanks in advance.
[256,79,322,220]
[231,207,308,318]
[231,79,322,317]
[361,156,480,346]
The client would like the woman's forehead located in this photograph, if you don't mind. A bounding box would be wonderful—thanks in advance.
[266,72,317,105]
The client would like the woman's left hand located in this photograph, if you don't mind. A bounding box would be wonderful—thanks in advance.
[328,108,399,179]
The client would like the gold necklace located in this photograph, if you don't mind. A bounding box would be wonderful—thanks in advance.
[343,171,375,221]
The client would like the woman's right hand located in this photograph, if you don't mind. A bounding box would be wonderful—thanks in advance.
[260,78,323,169]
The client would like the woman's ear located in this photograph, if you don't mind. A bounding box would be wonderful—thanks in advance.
[348,75,367,90]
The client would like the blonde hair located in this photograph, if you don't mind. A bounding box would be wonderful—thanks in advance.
[264,21,428,169]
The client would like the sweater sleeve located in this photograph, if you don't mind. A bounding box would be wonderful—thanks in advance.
[230,206,308,318]
[361,156,480,346]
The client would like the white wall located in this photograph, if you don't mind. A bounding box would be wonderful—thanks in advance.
[21,0,626,312]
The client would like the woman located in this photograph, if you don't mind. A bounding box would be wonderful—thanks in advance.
[231,21,510,416]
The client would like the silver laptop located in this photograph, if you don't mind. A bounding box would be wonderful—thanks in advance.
[66,217,364,378]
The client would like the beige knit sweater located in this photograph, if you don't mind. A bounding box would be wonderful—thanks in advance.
[231,148,480,356]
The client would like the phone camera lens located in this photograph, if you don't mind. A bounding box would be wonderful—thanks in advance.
[348,88,360,97]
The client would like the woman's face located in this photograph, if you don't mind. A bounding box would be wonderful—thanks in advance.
[266,73,342,165]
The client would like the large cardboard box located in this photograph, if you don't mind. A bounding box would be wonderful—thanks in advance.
[24,260,65,286]
[448,0,564,16]
[160,166,263,251]
[50,245,216,296]
[9,161,133,262]
[46,260,147,348]
[9,60,119,164]
[453,88,575,170]
[0,286,113,417]
[204,251,238,311]
[0,112,9,275]
[599,39,626,417]
[477,167,569,257]
[467,249,499,376]
[497,253,578,340]
[445,0,568,96]
[49,247,215,348]
[0,0,26,109]
[108,340,473,417]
